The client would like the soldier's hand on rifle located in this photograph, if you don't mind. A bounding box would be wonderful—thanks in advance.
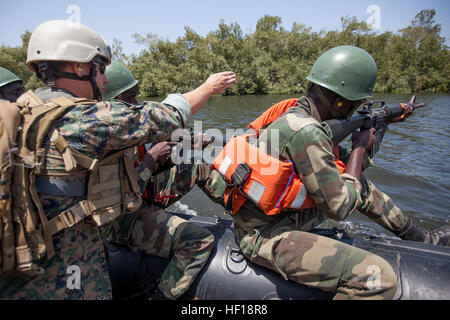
[144,141,178,171]
[386,103,414,124]
[192,132,212,149]
[351,127,376,152]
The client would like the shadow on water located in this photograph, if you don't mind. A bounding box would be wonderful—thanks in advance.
[157,93,450,236]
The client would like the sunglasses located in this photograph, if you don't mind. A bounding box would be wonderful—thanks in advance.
[92,56,107,74]
[94,63,106,74]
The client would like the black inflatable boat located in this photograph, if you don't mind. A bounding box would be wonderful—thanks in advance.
[105,213,450,300]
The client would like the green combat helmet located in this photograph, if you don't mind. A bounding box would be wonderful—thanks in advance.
[307,45,377,101]
[103,60,138,101]
[0,67,24,101]
[0,66,23,88]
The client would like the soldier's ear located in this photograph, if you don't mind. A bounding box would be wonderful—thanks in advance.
[74,63,84,77]
[330,96,343,111]
[68,62,86,77]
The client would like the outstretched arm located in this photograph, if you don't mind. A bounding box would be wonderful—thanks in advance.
[183,71,236,115]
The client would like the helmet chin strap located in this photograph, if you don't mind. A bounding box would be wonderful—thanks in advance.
[310,83,343,118]
[88,63,102,101]
[57,65,101,100]
[36,62,102,100]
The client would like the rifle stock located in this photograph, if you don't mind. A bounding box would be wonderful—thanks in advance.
[323,114,369,146]
[323,96,428,157]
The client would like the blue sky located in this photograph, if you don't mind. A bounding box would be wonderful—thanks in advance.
[1,0,449,56]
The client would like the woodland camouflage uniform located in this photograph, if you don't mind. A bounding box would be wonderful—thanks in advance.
[100,58,216,299]
[203,97,404,300]
[0,87,214,300]
[102,146,215,299]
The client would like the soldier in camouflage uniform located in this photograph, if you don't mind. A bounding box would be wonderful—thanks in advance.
[0,20,236,300]
[102,60,212,210]
[206,46,449,300]
[0,66,24,102]
[100,61,218,299]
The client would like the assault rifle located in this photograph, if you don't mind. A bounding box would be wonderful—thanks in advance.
[323,96,427,158]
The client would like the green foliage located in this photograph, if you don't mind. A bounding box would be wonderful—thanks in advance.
[0,31,43,90]
[111,38,129,65]
[129,9,448,97]
[2,9,448,96]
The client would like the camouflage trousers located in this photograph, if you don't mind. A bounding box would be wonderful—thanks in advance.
[0,163,217,300]
[99,202,214,300]
[204,171,411,299]
[0,221,112,300]
[144,162,407,299]
[358,174,408,232]
[233,203,398,300]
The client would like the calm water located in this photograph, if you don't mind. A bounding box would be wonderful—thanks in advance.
[166,93,450,238]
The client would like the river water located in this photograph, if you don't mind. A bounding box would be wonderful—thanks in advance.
[165,93,449,238]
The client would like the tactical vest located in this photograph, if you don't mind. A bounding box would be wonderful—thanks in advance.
[211,98,346,215]
[0,90,142,278]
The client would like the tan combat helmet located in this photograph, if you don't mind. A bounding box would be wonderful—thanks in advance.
[26,20,112,99]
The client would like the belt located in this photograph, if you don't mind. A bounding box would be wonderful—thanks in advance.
[35,177,87,197]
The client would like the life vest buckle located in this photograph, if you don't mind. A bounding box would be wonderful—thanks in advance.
[230,163,251,187]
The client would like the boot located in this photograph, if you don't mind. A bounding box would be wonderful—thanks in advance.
[394,218,450,247]
[428,224,450,246]
[150,288,170,300]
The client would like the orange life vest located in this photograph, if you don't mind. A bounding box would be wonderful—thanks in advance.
[248,98,299,132]
[212,98,346,215]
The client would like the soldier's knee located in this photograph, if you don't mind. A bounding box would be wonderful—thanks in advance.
[186,223,215,250]
[193,227,215,259]
[202,229,215,249]
[377,257,398,299]
[339,246,398,300]
[361,253,398,299]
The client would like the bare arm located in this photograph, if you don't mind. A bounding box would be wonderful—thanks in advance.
[345,127,376,180]
[182,71,236,115]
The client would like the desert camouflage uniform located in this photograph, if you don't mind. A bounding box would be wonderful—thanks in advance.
[204,97,408,299]
[0,87,214,300]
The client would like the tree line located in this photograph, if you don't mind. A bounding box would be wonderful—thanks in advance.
[1,9,448,98]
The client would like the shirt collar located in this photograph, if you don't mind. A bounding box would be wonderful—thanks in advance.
[296,96,322,122]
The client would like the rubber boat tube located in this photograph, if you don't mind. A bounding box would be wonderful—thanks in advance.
[104,213,450,300]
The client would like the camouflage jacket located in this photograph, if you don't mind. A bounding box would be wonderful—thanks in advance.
[235,97,366,229]
[36,87,191,219]
[0,87,191,299]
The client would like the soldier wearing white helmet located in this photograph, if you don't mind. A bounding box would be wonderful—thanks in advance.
[26,20,111,101]
[0,20,236,300]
